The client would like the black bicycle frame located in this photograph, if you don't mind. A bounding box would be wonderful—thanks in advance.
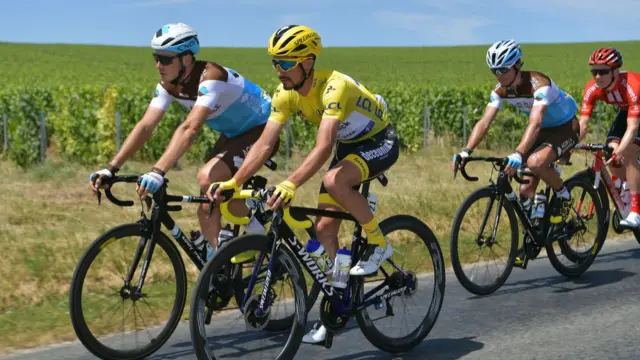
[248,178,412,318]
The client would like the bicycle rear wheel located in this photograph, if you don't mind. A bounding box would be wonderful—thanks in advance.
[450,185,519,295]
[545,177,606,277]
[190,234,307,360]
[355,214,445,353]
[69,223,186,360]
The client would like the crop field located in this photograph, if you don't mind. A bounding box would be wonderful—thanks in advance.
[3,40,640,88]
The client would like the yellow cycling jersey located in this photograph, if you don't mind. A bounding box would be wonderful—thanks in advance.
[268,70,390,143]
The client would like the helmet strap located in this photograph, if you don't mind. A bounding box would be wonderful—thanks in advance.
[170,54,193,85]
[293,62,314,91]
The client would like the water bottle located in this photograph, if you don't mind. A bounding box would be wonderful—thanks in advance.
[306,239,333,274]
[531,192,546,219]
[367,192,378,215]
[332,247,352,289]
[218,225,234,248]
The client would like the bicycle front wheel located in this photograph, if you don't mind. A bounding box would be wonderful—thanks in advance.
[69,223,187,360]
[450,185,519,295]
[190,234,307,360]
[355,214,446,353]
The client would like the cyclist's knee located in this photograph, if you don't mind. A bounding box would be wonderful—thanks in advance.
[527,151,552,174]
[322,167,359,194]
[198,159,231,189]
[316,215,340,239]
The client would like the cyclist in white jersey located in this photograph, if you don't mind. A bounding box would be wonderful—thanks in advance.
[89,23,276,258]
[452,39,580,267]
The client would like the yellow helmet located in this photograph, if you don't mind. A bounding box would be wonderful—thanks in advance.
[267,25,322,58]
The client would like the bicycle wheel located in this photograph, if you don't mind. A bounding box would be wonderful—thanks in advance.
[69,223,187,360]
[568,168,610,253]
[355,214,446,353]
[450,185,519,295]
[545,177,606,277]
[190,234,307,360]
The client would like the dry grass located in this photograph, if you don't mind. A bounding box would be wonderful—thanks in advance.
[0,142,627,353]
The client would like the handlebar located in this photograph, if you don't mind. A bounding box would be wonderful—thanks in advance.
[453,155,532,184]
[98,175,141,207]
[218,189,313,230]
[573,143,614,157]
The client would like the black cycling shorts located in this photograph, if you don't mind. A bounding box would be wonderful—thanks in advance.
[318,125,399,210]
[606,109,640,146]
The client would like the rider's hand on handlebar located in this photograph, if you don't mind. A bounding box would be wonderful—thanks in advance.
[136,168,165,199]
[207,178,239,203]
[504,152,523,176]
[267,180,296,209]
[451,148,472,169]
[89,163,119,197]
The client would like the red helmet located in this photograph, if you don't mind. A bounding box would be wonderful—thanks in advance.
[589,47,623,68]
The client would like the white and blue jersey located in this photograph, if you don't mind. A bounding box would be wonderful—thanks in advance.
[487,71,578,128]
[149,61,271,138]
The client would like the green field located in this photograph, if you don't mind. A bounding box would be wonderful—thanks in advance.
[3,40,640,88]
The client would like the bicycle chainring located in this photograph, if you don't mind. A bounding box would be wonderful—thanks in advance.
[243,294,272,331]
[319,295,350,331]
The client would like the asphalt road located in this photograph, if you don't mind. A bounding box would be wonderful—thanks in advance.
[4,237,640,360]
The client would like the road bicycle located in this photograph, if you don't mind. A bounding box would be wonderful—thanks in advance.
[189,173,446,360]
[450,155,606,295]
[567,143,640,245]
[69,161,320,360]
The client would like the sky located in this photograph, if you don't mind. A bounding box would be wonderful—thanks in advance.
[2,0,640,48]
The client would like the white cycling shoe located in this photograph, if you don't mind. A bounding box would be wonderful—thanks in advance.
[350,240,393,276]
[620,211,640,228]
[302,322,327,344]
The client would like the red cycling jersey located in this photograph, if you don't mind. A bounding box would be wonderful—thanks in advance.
[581,71,640,119]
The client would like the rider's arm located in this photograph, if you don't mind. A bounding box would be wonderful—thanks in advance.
[579,80,599,143]
[233,120,284,185]
[153,66,228,173]
[515,104,545,156]
[110,86,168,168]
[285,78,347,188]
[464,90,501,150]
[578,115,591,143]
[286,118,338,187]
[515,86,553,155]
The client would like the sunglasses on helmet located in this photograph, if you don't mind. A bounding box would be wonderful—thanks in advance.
[271,57,310,72]
[153,53,179,65]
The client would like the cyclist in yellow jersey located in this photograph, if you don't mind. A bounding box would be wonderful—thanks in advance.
[207,24,398,309]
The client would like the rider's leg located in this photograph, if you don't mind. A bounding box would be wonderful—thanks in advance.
[619,142,640,227]
[197,157,242,249]
[605,110,629,182]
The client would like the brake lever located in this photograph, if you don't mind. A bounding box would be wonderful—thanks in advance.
[97,190,102,205]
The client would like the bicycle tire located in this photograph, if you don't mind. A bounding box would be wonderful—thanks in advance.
[545,177,606,277]
[355,214,446,353]
[450,186,519,295]
[567,168,610,253]
[69,223,187,360]
[189,234,307,360]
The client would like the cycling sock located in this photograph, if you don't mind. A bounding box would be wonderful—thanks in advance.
[362,219,386,247]
[631,192,640,213]
[555,186,570,200]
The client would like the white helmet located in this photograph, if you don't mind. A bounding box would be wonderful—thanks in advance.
[486,39,522,69]
[151,23,200,55]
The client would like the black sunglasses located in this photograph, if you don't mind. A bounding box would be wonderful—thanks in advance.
[490,67,511,76]
[153,53,179,65]
[590,68,612,76]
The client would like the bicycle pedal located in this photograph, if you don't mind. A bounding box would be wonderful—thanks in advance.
[513,257,528,270]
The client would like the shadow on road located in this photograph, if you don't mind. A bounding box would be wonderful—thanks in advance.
[592,246,640,263]
[324,336,484,360]
[467,267,635,299]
